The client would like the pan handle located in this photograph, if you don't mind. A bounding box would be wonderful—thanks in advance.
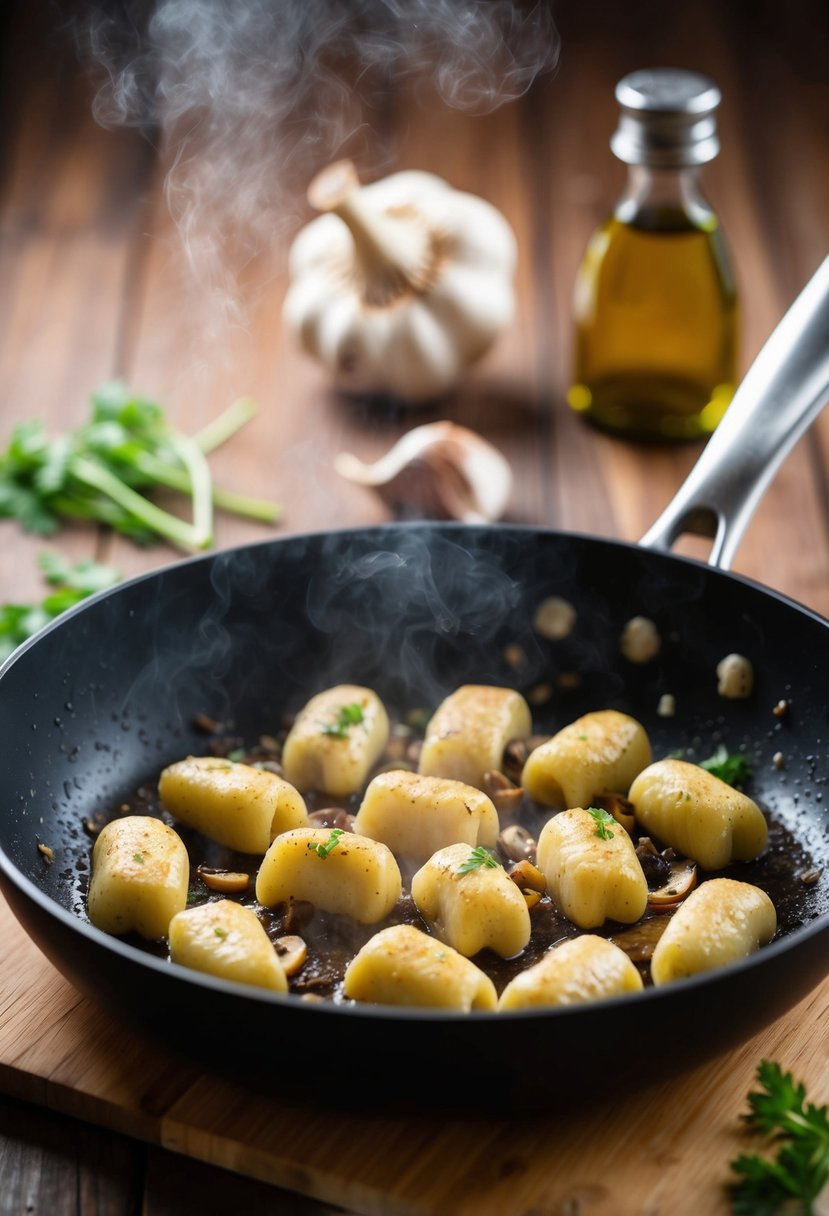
[639,252,829,569]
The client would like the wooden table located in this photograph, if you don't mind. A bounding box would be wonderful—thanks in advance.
[1,1,828,1212]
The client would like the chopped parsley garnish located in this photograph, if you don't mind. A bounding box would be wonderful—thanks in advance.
[729,1060,829,1213]
[132,852,145,864]
[307,828,345,859]
[214,926,228,939]
[226,748,246,762]
[457,846,500,875]
[700,744,751,788]
[322,703,365,738]
[586,806,616,840]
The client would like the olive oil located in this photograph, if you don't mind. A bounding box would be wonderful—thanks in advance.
[570,206,738,439]
[569,69,738,441]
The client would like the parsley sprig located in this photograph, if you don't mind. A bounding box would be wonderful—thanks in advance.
[307,828,345,859]
[0,551,121,662]
[457,846,500,875]
[322,703,365,738]
[0,383,281,553]
[729,1061,829,1214]
[701,744,752,789]
[586,806,616,840]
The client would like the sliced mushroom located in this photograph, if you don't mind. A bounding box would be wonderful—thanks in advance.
[482,770,525,814]
[307,808,357,832]
[508,859,546,894]
[274,934,308,976]
[647,860,698,911]
[196,866,251,894]
[497,823,537,865]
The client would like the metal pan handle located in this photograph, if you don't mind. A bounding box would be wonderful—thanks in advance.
[640,253,829,569]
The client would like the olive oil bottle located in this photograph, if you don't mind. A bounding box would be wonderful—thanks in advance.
[569,69,738,440]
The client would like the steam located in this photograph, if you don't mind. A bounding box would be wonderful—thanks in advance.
[78,0,560,342]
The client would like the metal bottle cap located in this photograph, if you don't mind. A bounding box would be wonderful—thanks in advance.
[611,68,722,167]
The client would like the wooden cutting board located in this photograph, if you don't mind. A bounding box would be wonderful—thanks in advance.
[2,889,827,1216]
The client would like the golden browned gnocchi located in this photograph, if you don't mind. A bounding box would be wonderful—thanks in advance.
[255,827,402,923]
[281,684,390,798]
[343,924,498,1010]
[411,843,531,959]
[88,815,189,940]
[418,684,532,789]
[497,935,643,1010]
[521,710,651,809]
[536,807,648,929]
[650,878,777,985]
[169,899,288,992]
[352,770,499,863]
[628,758,768,870]
[158,756,308,854]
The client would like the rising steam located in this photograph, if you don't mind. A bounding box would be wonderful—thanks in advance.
[78,0,560,339]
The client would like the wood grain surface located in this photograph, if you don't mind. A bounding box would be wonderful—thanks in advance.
[1,0,828,1212]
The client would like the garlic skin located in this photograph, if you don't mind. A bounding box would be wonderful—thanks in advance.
[335,421,512,523]
[283,160,517,404]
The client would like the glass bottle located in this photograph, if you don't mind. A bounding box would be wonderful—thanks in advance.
[568,69,738,440]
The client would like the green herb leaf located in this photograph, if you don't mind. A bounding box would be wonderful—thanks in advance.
[321,703,365,738]
[307,828,345,859]
[586,806,616,840]
[0,552,121,663]
[729,1061,829,1213]
[700,744,751,788]
[214,926,228,938]
[133,853,145,864]
[0,382,280,554]
[457,846,500,875]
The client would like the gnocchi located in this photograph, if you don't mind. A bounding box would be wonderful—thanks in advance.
[650,878,777,985]
[521,710,651,809]
[343,924,498,1010]
[418,684,532,789]
[281,684,390,798]
[169,899,288,992]
[411,843,532,958]
[352,770,499,863]
[498,935,643,1010]
[86,672,796,1015]
[159,756,308,854]
[628,758,768,870]
[88,815,189,940]
[536,807,648,928]
[255,827,402,924]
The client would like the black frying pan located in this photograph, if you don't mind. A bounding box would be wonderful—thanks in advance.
[1,257,828,1116]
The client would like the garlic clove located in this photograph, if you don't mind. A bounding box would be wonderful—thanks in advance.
[335,421,512,524]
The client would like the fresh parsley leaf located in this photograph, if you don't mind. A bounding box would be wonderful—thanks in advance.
[586,806,616,839]
[322,703,365,738]
[132,852,145,864]
[307,828,345,859]
[729,1061,829,1214]
[0,383,280,553]
[0,552,121,662]
[457,846,500,875]
[214,926,228,938]
[700,744,751,788]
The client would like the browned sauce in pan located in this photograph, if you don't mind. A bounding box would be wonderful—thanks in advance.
[84,709,823,1004]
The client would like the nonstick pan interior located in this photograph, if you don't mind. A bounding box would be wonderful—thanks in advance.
[0,522,827,1113]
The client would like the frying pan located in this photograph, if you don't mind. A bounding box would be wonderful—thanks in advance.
[1,256,828,1117]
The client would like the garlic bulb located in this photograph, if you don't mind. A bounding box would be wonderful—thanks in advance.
[335,421,512,523]
[282,160,517,404]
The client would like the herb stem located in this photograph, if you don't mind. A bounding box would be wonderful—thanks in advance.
[165,430,214,545]
[133,452,281,523]
[70,455,209,551]
[194,397,259,455]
